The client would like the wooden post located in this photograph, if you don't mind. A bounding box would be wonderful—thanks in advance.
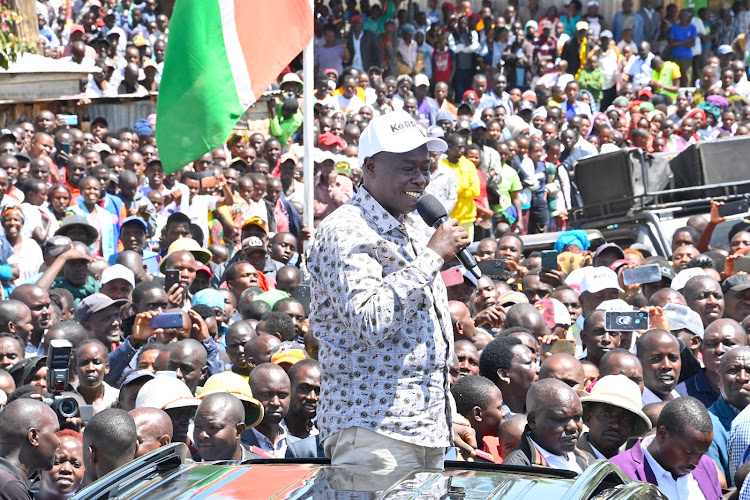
[7,0,42,54]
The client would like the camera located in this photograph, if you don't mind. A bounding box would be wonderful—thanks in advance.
[44,339,79,420]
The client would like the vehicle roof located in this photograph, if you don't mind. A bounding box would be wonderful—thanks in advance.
[71,444,668,500]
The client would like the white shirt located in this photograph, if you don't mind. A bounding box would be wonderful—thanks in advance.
[627,53,655,88]
[327,93,366,114]
[20,203,43,240]
[691,17,705,57]
[251,426,289,458]
[529,437,583,473]
[642,386,681,407]
[181,194,218,247]
[641,435,706,500]
[599,48,619,90]
[351,32,364,71]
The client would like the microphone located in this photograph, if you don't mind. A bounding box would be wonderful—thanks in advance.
[416,194,482,280]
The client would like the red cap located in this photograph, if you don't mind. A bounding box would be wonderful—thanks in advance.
[351,14,363,23]
[196,263,213,278]
[71,24,85,35]
[637,88,653,99]
[317,132,346,148]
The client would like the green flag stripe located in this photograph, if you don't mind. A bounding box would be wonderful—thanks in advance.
[156,0,243,174]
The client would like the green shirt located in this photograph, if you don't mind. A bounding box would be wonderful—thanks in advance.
[577,67,604,103]
[269,103,304,147]
[492,164,523,214]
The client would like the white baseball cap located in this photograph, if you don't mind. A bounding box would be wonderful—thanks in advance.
[358,110,447,167]
[671,268,705,291]
[101,263,135,288]
[580,267,624,294]
[135,374,201,410]
[596,299,631,312]
[414,73,430,87]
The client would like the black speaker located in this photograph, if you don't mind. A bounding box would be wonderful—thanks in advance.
[696,136,750,185]
[575,147,670,218]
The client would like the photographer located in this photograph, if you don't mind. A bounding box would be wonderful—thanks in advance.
[0,399,60,500]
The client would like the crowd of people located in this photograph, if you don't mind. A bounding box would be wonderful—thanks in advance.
[3,0,750,498]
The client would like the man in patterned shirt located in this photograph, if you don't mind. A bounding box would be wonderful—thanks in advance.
[308,110,470,470]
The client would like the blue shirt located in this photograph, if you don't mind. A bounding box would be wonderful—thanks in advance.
[708,396,741,481]
[669,23,697,59]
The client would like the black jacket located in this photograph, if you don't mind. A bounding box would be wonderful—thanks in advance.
[345,29,382,71]
[504,427,593,472]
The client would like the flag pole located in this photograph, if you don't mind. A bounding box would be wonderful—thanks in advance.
[302,0,315,232]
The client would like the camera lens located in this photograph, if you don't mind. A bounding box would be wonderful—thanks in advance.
[52,397,79,419]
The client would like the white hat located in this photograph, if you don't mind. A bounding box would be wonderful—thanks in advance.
[135,374,201,410]
[101,263,135,288]
[580,267,624,294]
[588,0,599,7]
[312,148,337,164]
[358,110,447,167]
[600,30,613,38]
[580,375,651,437]
[414,73,430,87]
[664,303,705,338]
[671,268,705,290]
[596,299,631,312]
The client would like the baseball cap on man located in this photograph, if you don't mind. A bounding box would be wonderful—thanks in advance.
[436,110,455,124]
[101,264,135,288]
[722,274,750,294]
[242,236,267,253]
[414,74,430,87]
[358,110,447,166]
[77,293,128,322]
[136,374,200,411]
[580,267,623,294]
[271,341,309,366]
[717,44,733,55]
[664,303,704,338]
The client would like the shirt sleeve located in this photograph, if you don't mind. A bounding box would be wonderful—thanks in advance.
[314,226,445,346]
[508,168,524,192]
[105,337,138,386]
[202,337,225,375]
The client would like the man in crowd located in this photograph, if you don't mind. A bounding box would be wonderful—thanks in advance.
[611,397,721,500]
[504,379,591,471]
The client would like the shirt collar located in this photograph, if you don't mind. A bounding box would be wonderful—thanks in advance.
[354,187,406,234]
[640,435,675,482]
[586,436,607,460]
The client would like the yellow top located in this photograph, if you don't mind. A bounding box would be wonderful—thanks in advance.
[440,156,480,224]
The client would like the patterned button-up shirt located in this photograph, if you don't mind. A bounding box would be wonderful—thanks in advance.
[308,187,453,448]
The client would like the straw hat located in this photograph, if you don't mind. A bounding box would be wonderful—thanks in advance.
[580,375,651,437]
[197,372,264,428]
[160,238,212,272]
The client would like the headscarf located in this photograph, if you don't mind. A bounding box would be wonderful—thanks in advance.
[462,89,479,104]
[554,229,590,253]
[532,107,547,121]
[505,115,530,139]
[697,101,721,123]
[706,94,729,110]
[685,108,707,128]
[587,112,613,136]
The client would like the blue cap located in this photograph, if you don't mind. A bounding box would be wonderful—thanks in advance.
[436,110,455,124]
[471,120,487,130]
[121,216,148,232]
